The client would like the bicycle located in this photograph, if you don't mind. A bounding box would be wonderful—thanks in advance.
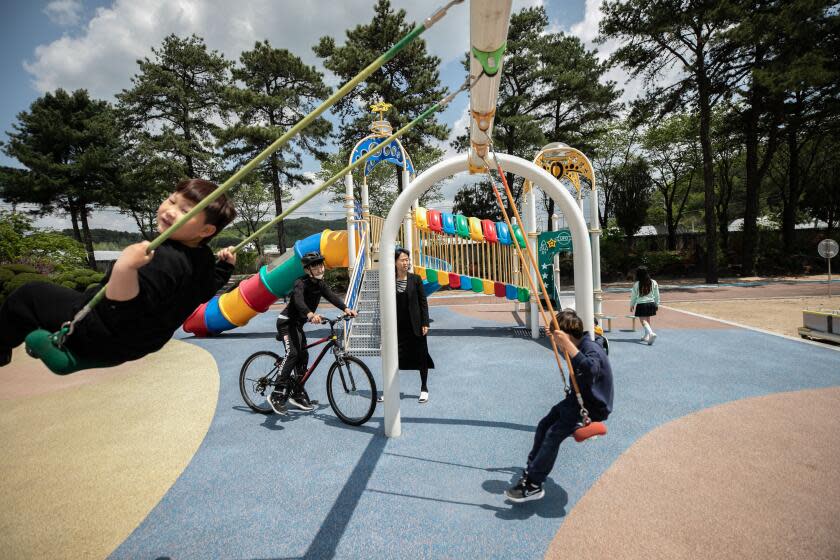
[239,314,377,426]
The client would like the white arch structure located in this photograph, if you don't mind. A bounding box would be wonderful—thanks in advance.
[378,153,594,437]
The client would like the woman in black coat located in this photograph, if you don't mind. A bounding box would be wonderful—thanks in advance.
[391,247,435,403]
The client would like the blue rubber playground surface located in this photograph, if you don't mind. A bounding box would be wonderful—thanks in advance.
[106,302,840,559]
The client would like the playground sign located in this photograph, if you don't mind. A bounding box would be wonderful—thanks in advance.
[538,229,572,305]
[539,229,573,256]
[818,238,837,297]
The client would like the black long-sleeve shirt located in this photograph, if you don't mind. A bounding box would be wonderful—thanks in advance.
[85,240,233,361]
[281,275,347,326]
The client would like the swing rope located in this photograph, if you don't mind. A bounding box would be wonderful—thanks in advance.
[479,157,569,394]
[46,0,466,350]
[483,147,593,427]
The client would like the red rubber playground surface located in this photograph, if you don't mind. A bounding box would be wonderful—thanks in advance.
[1,279,839,559]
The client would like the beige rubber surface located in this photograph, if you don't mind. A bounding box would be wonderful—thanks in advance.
[0,339,219,559]
[669,296,838,339]
[546,388,840,560]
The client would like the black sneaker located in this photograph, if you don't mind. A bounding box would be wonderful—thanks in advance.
[504,477,544,503]
[0,346,12,367]
[288,391,314,412]
[268,391,287,415]
[514,469,529,488]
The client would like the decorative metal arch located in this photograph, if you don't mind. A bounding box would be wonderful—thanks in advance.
[533,142,595,193]
[349,135,415,177]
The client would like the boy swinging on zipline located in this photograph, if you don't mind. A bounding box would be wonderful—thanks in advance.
[0,179,237,368]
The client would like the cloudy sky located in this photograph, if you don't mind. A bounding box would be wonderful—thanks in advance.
[1,0,627,231]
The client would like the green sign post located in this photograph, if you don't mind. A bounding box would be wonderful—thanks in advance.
[537,229,573,305]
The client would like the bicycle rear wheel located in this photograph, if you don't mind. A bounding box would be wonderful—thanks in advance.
[240,351,281,414]
[326,355,376,426]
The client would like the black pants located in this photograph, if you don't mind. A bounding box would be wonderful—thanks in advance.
[526,398,582,485]
[277,319,308,380]
[0,283,94,356]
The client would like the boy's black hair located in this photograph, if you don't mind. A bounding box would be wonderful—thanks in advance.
[175,179,236,245]
[554,309,584,339]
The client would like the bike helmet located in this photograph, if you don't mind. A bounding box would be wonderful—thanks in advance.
[301,251,326,268]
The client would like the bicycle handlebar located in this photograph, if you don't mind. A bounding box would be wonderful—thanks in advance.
[325,313,354,325]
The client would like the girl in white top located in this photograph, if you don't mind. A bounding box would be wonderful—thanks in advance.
[629,266,660,345]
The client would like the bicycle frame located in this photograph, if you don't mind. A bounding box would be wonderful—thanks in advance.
[281,324,344,389]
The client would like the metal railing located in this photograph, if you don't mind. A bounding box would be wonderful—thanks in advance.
[369,215,385,256]
[369,214,406,257]
[343,228,368,347]
[414,229,524,287]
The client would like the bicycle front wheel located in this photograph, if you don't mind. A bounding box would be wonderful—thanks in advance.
[326,355,376,426]
[239,351,281,414]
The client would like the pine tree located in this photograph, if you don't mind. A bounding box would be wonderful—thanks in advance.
[117,34,231,179]
[600,0,740,282]
[218,41,331,252]
[314,0,449,194]
[1,89,122,268]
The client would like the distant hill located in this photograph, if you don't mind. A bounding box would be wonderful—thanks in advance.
[63,217,346,250]
[212,216,346,249]
[61,228,143,245]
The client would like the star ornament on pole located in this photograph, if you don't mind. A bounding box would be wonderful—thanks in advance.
[370,100,393,121]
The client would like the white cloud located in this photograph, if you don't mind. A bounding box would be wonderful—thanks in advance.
[25,0,546,101]
[44,0,83,27]
[567,0,644,104]
[567,0,688,107]
[444,103,471,158]
[569,0,602,44]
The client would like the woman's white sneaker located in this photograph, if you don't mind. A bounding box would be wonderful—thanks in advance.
[418,391,429,403]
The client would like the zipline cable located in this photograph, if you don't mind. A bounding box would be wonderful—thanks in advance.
[233,74,480,254]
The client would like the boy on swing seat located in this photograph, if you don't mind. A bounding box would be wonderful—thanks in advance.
[0,179,237,369]
[505,309,614,503]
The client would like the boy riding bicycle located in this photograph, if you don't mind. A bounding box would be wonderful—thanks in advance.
[270,251,357,414]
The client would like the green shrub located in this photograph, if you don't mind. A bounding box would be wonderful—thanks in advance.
[52,267,104,291]
[0,267,13,285]
[639,251,687,276]
[325,267,349,295]
[20,232,88,270]
[233,251,259,275]
[1,272,57,298]
[0,263,38,274]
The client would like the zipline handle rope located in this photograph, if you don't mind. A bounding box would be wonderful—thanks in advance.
[232,73,481,254]
[46,1,466,349]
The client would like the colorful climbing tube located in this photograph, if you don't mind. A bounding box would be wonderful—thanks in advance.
[183,229,351,336]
